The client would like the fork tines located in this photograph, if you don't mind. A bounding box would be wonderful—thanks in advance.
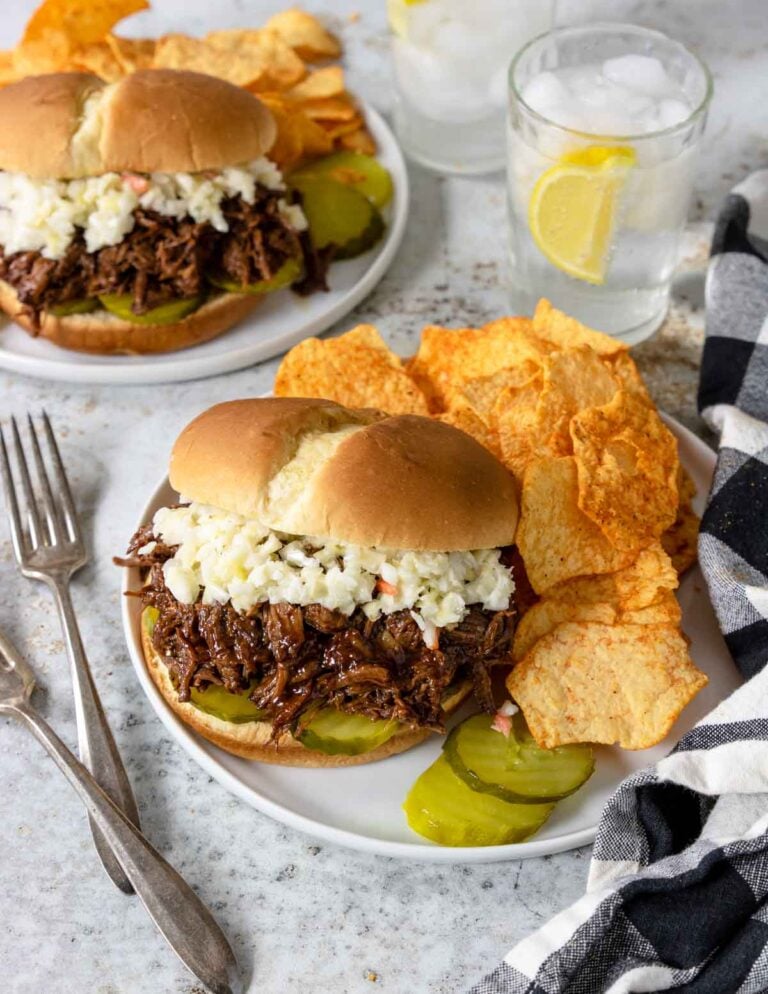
[0,412,81,557]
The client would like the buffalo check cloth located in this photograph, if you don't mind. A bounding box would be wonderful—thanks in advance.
[467,170,768,994]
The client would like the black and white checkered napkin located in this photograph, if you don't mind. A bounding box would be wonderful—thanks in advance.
[468,170,768,994]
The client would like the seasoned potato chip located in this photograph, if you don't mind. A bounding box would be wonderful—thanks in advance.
[70,39,124,80]
[532,298,627,357]
[508,622,707,749]
[22,0,148,49]
[301,95,359,122]
[105,34,155,73]
[153,33,267,87]
[607,350,652,403]
[535,348,618,456]
[436,405,502,459]
[459,363,541,417]
[662,499,700,575]
[317,114,366,139]
[408,320,543,412]
[338,127,377,155]
[204,28,306,90]
[513,586,682,661]
[0,50,18,86]
[13,32,71,75]
[274,325,430,415]
[571,389,679,550]
[491,377,543,481]
[288,65,345,100]
[546,543,678,612]
[516,456,634,592]
[264,9,341,62]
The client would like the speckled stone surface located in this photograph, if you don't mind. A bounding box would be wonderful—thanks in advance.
[0,1,764,992]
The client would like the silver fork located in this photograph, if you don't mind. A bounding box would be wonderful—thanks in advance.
[0,627,242,994]
[0,412,139,894]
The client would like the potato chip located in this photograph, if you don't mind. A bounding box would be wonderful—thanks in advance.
[458,363,541,417]
[256,92,306,170]
[317,114,366,139]
[287,65,345,100]
[205,28,306,90]
[435,405,502,460]
[546,543,678,612]
[491,377,543,481]
[13,32,71,75]
[408,320,543,412]
[516,456,634,593]
[22,0,148,49]
[337,127,377,156]
[607,350,652,403]
[662,499,700,575]
[508,621,707,749]
[532,298,627,357]
[534,347,619,456]
[571,389,679,549]
[513,598,618,660]
[153,33,267,87]
[70,39,124,80]
[264,9,341,62]
[622,590,682,626]
[301,95,359,122]
[104,34,155,73]
[274,325,430,415]
[0,50,18,87]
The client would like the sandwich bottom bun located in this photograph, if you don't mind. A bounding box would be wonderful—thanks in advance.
[141,615,473,767]
[0,281,261,355]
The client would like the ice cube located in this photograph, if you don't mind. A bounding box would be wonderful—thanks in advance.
[522,71,572,115]
[657,98,691,129]
[602,54,673,97]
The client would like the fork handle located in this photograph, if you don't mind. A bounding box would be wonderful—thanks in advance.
[7,700,242,994]
[49,577,141,895]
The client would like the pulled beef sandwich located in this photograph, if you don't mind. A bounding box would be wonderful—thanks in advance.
[120,398,521,767]
[0,70,318,355]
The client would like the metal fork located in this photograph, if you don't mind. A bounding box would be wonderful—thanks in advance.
[0,413,139,894]
[0,627,242,994]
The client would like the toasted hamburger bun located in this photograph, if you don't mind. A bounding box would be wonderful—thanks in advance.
[170,398,520,550]
[141,613,473,767]
[0,70,277,178]
[0,282,261,355]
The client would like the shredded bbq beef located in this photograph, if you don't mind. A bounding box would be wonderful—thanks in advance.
[118,525,516,736]
[0,188,320,329]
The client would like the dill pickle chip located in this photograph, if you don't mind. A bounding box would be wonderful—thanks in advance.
[98,294,202,325]
[189,684,266,724]
[208,256,302,294]
[404,754,554,846]
[49,297,98,316]
[299,709,399,756]
[291,152,393,209]
[289,175,385,259]
[445,713,594,804]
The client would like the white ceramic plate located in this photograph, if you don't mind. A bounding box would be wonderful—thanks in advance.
[0,105,407,386]
[121,416,739,862]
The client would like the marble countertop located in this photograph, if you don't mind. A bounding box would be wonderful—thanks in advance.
[1,1,765,992]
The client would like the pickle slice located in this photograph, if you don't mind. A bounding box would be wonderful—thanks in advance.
[299,709,399,756]
[291,152,393,209]
[49,297,98,316]
[289,176,385,260]
[189,683,266,724]
[98,294,202,325]
[445,713,594,804]
[208,256,302,295]
[404,755,554,847]
[143,606,159,636]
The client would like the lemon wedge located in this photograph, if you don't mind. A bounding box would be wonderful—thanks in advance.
[528,146,636,285]
[387,0,430,39]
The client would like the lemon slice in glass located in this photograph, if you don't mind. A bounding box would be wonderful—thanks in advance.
[528,146,636,285]
[387,0,429,39]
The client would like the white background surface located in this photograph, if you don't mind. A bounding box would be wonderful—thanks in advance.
[0,1,764,992]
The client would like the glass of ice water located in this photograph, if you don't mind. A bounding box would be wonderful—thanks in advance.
[388,0,556,175]
[507,23,712,343]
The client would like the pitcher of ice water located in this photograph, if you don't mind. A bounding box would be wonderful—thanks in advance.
[507,23,712,343]
[388,0,556,174]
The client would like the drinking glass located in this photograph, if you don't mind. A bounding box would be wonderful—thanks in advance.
[507,23,712,343]
[389,0,556,175]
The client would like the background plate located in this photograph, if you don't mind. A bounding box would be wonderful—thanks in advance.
[0,104,408,386]
[121,416,738,862]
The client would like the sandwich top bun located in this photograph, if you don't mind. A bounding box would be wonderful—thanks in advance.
[170,398,520,551]
[0,70,277,179]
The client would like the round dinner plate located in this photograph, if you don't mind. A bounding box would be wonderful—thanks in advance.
[0,104,408,386]
[121,416,739,862]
